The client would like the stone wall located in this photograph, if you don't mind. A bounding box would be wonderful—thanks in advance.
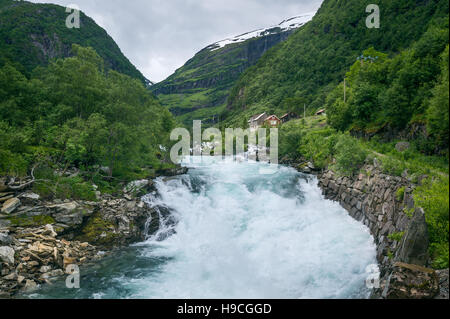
[315,163,444,298]
[318,164,428,269]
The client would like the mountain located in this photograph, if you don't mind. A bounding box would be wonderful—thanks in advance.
[223,0,449,126]
[0,0,148,83]
[151,14,314,126]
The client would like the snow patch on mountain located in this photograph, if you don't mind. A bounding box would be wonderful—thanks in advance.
[207,13,315,52]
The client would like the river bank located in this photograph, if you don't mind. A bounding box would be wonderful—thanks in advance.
[19,158,379,299]
[0,166,188,298]
[2,157,447,299]
[283,156,449,299]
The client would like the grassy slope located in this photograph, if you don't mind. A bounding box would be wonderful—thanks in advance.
[152,29,296,126]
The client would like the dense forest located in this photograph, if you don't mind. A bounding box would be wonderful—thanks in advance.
[325,17,449,154]
[223,0,449,128]
[0,0,148,83]
[0,45,175,197]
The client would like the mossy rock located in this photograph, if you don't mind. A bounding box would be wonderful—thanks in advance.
[7,214,56,227]
[75,213,119,247]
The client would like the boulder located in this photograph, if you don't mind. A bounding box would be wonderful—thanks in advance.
[383,262,439,299]
[19,192,40,205]
[395,142,410,152]
[1,198,21,215]
[0,246,15,265]
[39,265,52,273]
[397,208,429,266]
[435,269,449,299]
[0,179,7,192]
[47,202,94,228]
[23,279,38,293]
[41,224,58,238]
[124,179,150,194]
[0,233,12,245]
[158,166,188,177]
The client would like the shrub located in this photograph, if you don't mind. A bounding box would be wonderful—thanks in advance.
[381,157,406,177]
[388,231,405,242]
[298,129,338,169]
[396,186,406,201]
[414,176,449,269]
[33,172,96,201]
[334,134,368,175]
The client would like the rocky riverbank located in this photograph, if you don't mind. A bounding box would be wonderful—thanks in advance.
[283,156,449,299]
[0,166,188,298]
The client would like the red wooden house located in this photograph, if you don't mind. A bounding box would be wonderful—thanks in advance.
[265,115,282,127]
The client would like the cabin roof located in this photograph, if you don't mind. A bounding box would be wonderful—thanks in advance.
[266,115,281,121]
[248,112,267,122]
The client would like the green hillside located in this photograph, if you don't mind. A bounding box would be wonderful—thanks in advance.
[152,20,306,126]
[224,0,449,126]
[0,0,147,83]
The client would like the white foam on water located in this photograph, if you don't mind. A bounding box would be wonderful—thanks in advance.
[118,158,377,299]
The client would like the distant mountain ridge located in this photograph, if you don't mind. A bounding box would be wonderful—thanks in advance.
[206,14,315,52]
[151,14,314,126]
[0,0,148,83]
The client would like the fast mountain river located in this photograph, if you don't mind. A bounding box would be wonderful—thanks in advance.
[27,157,377,299]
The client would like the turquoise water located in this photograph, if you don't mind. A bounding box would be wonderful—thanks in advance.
[27,158,377,299]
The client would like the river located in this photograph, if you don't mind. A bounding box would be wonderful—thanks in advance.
[27,157,377,299]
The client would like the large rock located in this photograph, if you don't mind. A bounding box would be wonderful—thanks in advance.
[383,262,439,299]
[0,233,12,245]
[1,198,21,215]
[23,279,38,293]
[158,166,188,177]
[435,269,449,299]
[0,179,7,192]
[0,246,15,265]
[47,202,94,228]
[395,142,410,152]
[19,192,41,206]
[397,208,429,266]
[123,180,150,194]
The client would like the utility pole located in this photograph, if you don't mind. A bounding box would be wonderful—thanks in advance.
[344,78,347,103]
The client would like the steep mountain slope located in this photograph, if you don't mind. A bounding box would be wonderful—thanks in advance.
[151,14,313,126]
[224,0,449,126]
[0,0,147,83]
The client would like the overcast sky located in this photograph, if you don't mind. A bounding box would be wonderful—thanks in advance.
[31,0,323,83]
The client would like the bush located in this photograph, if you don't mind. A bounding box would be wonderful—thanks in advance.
[414,176,449,269]
[32,168,97,201]
[396,186,406,201]
[381,157,406,177]
[298,128,338,169]
[334,134,368,175]
[279,125,303,160]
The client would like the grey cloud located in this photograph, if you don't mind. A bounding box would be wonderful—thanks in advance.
[31,0,323,82]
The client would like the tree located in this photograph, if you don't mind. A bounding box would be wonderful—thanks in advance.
[427,45,449,151]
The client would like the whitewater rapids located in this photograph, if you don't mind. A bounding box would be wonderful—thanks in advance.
[31,157,377,299]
